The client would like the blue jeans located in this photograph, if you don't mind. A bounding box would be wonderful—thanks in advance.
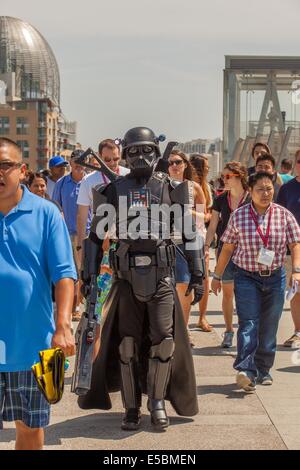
[233,266,285,380]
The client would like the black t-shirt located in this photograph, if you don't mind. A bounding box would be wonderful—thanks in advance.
[277,178,300,226]
[212,191,251,243]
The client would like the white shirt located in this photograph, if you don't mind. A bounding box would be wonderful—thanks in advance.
[77,166,129,210]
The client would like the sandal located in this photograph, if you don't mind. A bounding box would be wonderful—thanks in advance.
[197,319,213,332]
[72,310,82,322]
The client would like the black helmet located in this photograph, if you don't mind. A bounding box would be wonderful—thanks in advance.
[122,127,161,158]
[70,149,84,160]
[121,127,165,177]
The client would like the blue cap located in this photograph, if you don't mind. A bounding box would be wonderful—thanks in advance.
[49,156,69,168]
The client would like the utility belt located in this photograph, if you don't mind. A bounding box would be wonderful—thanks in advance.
[109,244,176,302]
[109,244,176,272]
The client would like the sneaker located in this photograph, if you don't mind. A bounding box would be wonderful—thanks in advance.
[236,371,256,392]
[257,372,273,386]
[221,331,234,348]
[283,334,300,348]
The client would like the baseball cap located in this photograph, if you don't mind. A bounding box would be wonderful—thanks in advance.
[49,156,69,168]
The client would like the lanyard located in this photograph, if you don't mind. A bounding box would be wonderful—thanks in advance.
[227,191,247,213]
[250,205,272,248]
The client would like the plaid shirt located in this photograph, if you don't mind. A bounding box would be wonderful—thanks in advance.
[221,202,300,272]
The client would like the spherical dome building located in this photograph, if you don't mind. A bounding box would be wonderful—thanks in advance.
[0,16,60,105]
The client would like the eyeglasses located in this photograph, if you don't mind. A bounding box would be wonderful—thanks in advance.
[221,173,240,180]
[168,160,184,166]
[0,161,23,173]
[103,157,120,163]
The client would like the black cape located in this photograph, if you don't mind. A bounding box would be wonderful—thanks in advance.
[78,279,198,417]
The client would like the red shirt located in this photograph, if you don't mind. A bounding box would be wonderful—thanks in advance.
[221,202,300,272]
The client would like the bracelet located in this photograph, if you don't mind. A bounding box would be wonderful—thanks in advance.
[212,272,222,281]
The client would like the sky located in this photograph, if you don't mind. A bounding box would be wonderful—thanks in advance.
[2,0,300,148]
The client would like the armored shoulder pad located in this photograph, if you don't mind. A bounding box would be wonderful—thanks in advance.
[92,182,109,214]
[153,171,169,182]
[170,180,194,205]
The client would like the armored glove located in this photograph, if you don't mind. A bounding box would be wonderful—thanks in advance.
[185,274,205,305]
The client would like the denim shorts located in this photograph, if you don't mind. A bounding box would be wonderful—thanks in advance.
[175,245,191,284]
[0,370,50,429]
[217,245,236,284]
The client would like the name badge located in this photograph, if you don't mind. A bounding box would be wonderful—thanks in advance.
[257,247,275,267]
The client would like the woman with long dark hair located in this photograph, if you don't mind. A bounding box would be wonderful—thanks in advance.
[189,154,213,332]
[168,150,206,344]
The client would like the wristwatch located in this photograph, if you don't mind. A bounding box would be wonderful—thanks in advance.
[76,245,82,252]
[292,267,300,273]
[212,272,222,281]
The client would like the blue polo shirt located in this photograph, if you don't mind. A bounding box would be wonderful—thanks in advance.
[53,173,91,235]
[0,186,77,372]
[277,178,300,226]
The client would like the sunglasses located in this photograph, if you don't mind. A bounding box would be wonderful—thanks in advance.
[221,173,240,180]
[168,159,184,166]
[0,161,23,172]
[103,157,120,163]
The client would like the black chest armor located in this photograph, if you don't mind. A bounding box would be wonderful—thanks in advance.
[90,171,203,302]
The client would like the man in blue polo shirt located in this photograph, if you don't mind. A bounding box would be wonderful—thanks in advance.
[277,151,300,348]
[0,138,77,450]
[52,150,88,319]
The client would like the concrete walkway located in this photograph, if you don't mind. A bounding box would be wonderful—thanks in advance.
[1,260,300,450]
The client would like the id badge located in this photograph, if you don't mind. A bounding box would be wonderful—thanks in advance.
[257,247,275,267]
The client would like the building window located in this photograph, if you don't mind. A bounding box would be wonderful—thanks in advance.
[16,140,29,158]
[0,117,10,135]
[16,117,29,135]
[15,102,27,110]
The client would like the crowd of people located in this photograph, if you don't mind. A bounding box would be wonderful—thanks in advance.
[1,133,300,449]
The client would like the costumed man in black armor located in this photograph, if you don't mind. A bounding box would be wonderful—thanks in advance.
[78,127,205,431]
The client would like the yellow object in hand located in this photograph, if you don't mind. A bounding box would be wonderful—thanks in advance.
[32,348,65,404]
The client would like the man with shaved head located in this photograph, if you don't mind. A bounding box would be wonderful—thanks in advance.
[0,138,77,450]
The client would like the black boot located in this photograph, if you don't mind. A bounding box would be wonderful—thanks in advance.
[121,408,141,431]
[119,337,142,431]
[147,399,169,430]
[147,338,174,431]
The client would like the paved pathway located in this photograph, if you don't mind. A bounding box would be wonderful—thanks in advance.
[1,256,299,450]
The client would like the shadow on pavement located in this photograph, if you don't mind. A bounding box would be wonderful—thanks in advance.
[0,428,15,443]
[276,346,297,352]
[42,413,193,446]
[276,366,300,373]
[192,346,236,357]
[204,323,239,329]
[197,384,251,399]
[190,310,223,317]
[0,413,193,446]
[64,377,72,386]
